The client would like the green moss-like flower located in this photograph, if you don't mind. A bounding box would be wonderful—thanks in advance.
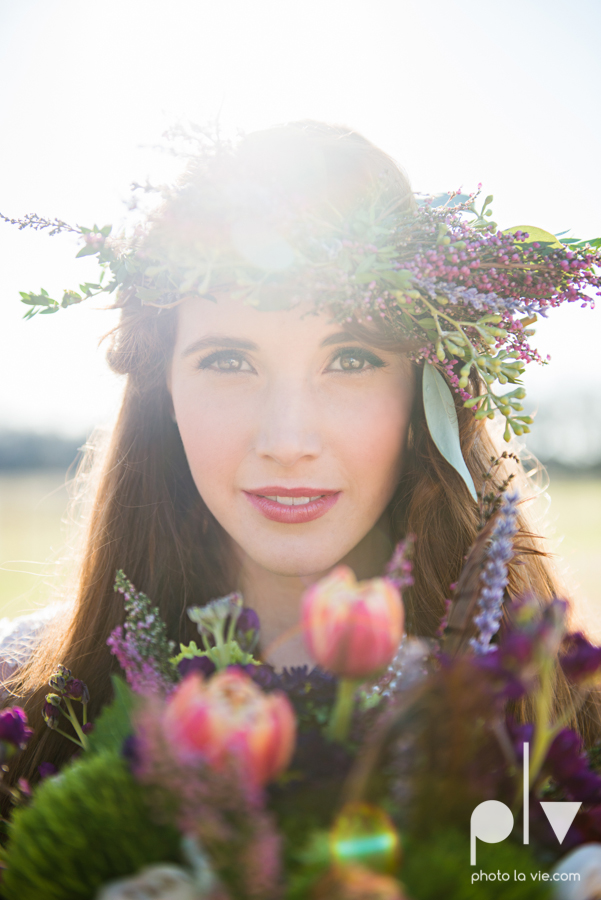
[1,752,181,900]
[400,829,552,900]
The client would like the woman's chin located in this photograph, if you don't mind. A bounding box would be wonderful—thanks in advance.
[236,541,352,581]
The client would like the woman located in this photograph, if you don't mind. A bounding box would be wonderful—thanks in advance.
[5,120,599,785]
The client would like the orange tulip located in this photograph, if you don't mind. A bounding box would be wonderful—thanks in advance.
[164,669,296,786]
[301,566,404,679]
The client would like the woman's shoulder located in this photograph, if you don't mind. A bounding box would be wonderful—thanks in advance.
[0,603,63,690]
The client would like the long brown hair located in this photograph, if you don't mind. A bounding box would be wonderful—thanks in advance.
[8,121,601,786]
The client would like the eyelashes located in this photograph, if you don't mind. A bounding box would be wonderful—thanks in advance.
[194,346,387,375]
[329,347,387,372]
[195,350,253,373]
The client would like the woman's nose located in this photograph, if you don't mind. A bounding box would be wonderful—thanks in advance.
[254,380,322,467]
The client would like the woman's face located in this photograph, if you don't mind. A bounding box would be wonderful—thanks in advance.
[169,294,415,578]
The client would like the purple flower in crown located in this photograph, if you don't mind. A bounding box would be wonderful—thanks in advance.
[559,632,601,686]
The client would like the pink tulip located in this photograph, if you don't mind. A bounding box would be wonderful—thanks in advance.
[164,669,296,786]
[301,566,404,679]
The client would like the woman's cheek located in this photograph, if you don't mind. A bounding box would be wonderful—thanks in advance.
[334,385,410,495]
[175,394,251,500]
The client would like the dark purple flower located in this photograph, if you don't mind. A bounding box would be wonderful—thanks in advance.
[235,607,260,652]
[122,734,140,769]
[249,664,281,692]
[545,728,601,804]
[42,696,62,730]
[500,630,536,667]
[38,761,58,780]
[473,648,526,701]
[507,719,535,762]
[176,656,216,679]
[82,722,94,735]
[0,707,32,748]
[559,632,601,685]
[65,679,90,704]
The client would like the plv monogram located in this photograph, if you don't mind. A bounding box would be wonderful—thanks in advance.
[470,743,582,865]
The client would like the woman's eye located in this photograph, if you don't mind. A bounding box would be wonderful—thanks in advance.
[196,351,253,373]
[328,347,386,372]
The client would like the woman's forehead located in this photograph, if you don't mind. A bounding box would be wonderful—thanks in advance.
[174,293,343,349]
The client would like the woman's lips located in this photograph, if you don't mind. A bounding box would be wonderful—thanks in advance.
[243,491,341,524]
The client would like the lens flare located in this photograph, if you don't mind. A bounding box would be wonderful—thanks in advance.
[330,802,401,876]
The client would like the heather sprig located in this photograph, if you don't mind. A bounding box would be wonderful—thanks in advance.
[469,490,520,655]
[384,534,415,592]
[477,452,520,527]
[107,571,177,695]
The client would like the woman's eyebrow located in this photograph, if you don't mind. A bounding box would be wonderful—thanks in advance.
[320,330,364,347]
[181,334,259,358]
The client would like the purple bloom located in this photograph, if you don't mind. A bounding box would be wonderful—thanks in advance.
[500,630,536,667]
[235,607,260,652]
[507,719,535,762]
[545,728,601,804]
[470,491,519,655]
[42,698,61,730]
[177,656,216,679]
[0,707,32,748]
[249,664,281,692]
[385,535,415,591]
[559,632,601,685]
[122,734,140,769]
[64,678,90,704]
[38,761,58,780]
[473,647,527,701]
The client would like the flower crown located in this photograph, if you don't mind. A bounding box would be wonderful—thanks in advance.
[3,130,599,499]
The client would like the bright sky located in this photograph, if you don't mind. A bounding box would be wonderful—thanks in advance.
[1,0,600,455]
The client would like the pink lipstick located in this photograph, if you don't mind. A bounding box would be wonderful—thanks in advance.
[243,487,341,524]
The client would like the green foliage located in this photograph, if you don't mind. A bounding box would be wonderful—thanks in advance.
[1,752,181,900]
[400,829,552,900]
[86,675,136,756]
[171,639,258,670]
[284,832,330,900]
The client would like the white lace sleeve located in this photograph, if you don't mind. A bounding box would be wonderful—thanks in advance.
[0,605,62,697]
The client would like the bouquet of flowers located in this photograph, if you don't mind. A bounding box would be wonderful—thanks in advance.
[2,478,601,900]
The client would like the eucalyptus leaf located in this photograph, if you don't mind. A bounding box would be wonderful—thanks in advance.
[504,225,563,249]
[422,365,477,502]
[75,243,100,258]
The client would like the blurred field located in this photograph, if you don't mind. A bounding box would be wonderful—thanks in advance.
[530,479,601,639]
[0,470,600,635]
[0,471,75,620]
